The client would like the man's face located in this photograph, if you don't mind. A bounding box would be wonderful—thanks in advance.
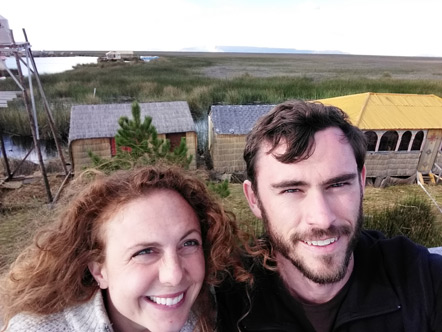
[243,127,365,285]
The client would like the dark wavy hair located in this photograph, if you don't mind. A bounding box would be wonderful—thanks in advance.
[244,100,367,192]
[0,165,251,331]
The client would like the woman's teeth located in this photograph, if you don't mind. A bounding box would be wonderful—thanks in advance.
[148,293,184,306]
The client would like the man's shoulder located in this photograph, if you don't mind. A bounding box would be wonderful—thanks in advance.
[358,229,442,276]
[355,230,442,330]
[360,229,440,256]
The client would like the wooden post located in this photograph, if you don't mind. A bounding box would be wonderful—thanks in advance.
[23,29,68,176]
[10,32,53,202]
[0,129,12,178]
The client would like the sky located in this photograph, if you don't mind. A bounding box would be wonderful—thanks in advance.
[2,0,442,57]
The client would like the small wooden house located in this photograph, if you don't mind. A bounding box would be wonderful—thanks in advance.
[208,105,274,173]
[69,101,197,174]
[318,92,442,183]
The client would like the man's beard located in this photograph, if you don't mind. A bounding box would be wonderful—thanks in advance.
[259,195,363,285]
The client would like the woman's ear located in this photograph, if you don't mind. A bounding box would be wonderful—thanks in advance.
[88,262,109,289]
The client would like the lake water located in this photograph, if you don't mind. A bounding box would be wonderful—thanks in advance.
[1,56,96,162]
[3,56,98,75]
[1,134,59,163]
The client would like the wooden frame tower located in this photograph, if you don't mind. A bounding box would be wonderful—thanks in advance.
[0,16,69,202]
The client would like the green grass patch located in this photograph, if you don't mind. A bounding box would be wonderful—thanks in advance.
[365,195,442,247]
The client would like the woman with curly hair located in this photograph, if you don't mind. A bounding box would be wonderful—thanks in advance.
[0,165,251,332]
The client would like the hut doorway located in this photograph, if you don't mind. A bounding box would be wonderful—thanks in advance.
[166,132,185,150]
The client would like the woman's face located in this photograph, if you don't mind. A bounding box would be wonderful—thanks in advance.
[89,189,205,332]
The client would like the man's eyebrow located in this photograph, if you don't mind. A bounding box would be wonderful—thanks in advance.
[322,173,358,186]
[271,180,307,189]
[270,173,358,189]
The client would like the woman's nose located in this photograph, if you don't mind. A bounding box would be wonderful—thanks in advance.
[158,253,184,286]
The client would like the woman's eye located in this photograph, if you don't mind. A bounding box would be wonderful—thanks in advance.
[181,239,201,254]
[132,248,159,264]
[185,239,200,247]
[134,248,154,256]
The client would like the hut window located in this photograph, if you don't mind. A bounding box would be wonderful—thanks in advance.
[166,132,185,150]
[378,131,398,151]
[411,131,424,151]
[364,131,378,151]
[398,131,412,151]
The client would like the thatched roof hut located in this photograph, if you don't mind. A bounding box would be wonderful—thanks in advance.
[69,101,197,174]
[317,92,442,181]
[208,104,273,173]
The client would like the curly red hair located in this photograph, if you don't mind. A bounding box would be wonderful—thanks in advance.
[0,165,251,331]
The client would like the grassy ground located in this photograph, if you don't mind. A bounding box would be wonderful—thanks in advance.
[1,173,441,273]
[0,174,65,271]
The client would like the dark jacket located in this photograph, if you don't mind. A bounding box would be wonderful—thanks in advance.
[215,230,442,332]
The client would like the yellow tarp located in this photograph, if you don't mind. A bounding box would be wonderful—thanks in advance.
[316,92,442,130]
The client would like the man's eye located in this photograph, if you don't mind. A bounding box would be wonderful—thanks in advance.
[330,182,347,188]
[284,188,299,193]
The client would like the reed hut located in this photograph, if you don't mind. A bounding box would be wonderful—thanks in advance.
[317,92,442,184]
[68,101,197,174]
[208,104,274,173]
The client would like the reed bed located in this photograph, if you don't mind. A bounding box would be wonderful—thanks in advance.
[2,53,442,138]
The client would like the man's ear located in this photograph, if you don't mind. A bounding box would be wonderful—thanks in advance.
[243,180,263,219]
[88,262,109,289]
[360,165,367,194]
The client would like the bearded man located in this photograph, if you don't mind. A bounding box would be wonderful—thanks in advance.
[215,100,442,332]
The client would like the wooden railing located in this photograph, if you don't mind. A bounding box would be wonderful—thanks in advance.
[431,163,442,184]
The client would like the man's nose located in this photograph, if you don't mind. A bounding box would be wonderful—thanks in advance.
[159,253,184,286]
[304,190,336,228]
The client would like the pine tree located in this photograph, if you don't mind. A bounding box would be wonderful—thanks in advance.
[89,101,192,172]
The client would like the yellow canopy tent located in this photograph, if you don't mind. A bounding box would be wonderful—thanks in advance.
[317,92,442,130]
[316,92,442,182]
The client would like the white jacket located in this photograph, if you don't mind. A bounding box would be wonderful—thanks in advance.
[5,291,196,332]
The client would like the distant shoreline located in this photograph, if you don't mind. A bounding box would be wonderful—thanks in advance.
[30,50,442,60]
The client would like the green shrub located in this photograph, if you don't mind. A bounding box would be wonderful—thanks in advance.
[364,195,441,247]
[208,179,230,198]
